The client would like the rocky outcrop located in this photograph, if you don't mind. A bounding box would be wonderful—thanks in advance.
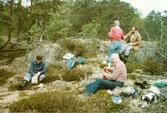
[135,41,157,62]
[27,42,62,65]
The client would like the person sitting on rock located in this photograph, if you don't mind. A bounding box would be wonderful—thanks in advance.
[84,53,127,96]
[20,55,46,88]
[120,26,142,62]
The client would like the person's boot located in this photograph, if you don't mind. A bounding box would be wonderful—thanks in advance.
[124,55,128,63]
[19,80,28,89]
[119,54,125,61]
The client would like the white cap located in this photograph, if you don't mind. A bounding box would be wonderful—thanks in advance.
[63,53,74,60]
[114,20,120,26]
[111,53,120,60]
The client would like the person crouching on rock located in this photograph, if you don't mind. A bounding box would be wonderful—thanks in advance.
[84,53,127,96]
[120,26,142,62]
[20,55,46,88]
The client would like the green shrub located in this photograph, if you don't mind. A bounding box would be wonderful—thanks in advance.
[9,91,85,112]
[58,38,97,58]
[0,69,15,85]
[8,83,22,91]
[59,38,76,52]
[62,67,92,82]
[73,43,87,57]
[50,32,62,42]
[80,22,99,39]
[9,90,130,113]
[88,91,130,113]
[59,39,87,57]
[143,58,164,75]
[8,82,34,91]
[161,59,167,72]
[126,63,143,73]
[127,73,136,80]
[19,92,28,97]
[44,64,63,83]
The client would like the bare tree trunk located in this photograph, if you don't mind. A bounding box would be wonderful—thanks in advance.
[0,0,14,50]
[16,0,22,42]
[8,0,13,43]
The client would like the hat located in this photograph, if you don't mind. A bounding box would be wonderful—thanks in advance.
[63,53,74,60]
[111,53,120,60]
[114,20,120,26]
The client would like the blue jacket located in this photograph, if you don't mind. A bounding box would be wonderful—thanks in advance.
[28,59,46,76]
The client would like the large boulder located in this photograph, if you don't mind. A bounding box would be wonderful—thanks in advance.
[26,43,62,65]
[136,41,157,62]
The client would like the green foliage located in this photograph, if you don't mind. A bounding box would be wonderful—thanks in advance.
[58,38,97,58]
[9,91,84,112]
[126,63,143,73]
[126,58,165,75]
[9,90,129,113]
[44,64,62,83]
[156,18,167,61]
[73,43,88,57]
[143,11,162,41]
[28,23,43,42]
[0,0,142,42]
[127,73,137,80]
[8,83,22,91]
[143,58,164,75]
[19,92,28,97]
[80,21,100,39]
[69,0,140,39]
[46,10,72,41]
[91,91,130,113]
[62,67,92,82]
[8,82,34,91]
[58,38,87,57]
[0,69,15,85]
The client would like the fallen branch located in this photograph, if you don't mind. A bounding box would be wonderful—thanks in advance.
[0,48,32,52]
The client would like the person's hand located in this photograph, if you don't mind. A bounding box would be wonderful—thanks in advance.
[103,74,111,80]
[104,66,113,73]
[37,72,40,76]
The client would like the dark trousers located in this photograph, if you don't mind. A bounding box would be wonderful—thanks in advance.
[85,79,124,95]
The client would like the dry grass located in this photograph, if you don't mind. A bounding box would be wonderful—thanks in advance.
[143,58,164,75]
[58,38,97,58]
[43,64,63,83]
[9,90,130,113]
[62,67,92,82]
[0,69,15,85]
[126,63,143,73]
[19,92,28,97]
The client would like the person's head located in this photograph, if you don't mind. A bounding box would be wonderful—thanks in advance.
[131,26,138,34]
[35,55,42,64]
[111,53,120,65]
[114,19,120,26]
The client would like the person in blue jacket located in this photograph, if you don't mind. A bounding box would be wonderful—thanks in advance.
[20,55,46,88]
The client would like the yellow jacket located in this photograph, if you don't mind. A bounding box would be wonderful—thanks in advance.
[124,31,142,50]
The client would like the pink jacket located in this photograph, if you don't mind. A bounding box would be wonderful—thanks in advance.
[108,26,124,41]
[110,61,127,82]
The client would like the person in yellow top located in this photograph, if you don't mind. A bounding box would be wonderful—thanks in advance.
[120,26,142,61]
